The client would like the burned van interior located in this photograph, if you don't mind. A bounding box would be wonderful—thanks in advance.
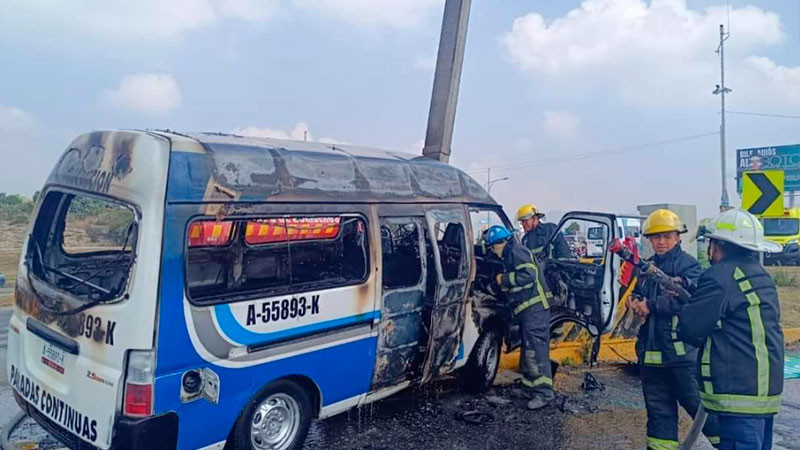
[185,216,369,305]
[26,190,138,304]
[467,209,613,342]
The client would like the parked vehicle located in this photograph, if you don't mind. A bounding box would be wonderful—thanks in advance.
[587,216,642,258]
[762,207,800,265]
[0,271,5,288]
[6,130,626,450]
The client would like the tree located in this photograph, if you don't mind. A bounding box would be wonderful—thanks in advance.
[565,222,581,235]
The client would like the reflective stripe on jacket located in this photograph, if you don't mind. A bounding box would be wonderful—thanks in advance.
[678,255,784,416]
[499,238,547,315]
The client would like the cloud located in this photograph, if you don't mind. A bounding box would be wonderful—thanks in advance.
[291,0,442,28]
[0,106,74,195]
[104,73,182,115]
[543,111,580,141]
[233,122,347,145]
[0,106,36,135]
[744,56,800,106]
[412,55,437,71]
[501,0,795,106]
[0,0,279,44]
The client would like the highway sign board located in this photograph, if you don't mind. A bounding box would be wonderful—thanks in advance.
[737,144,800,192]
[742,170,784,216]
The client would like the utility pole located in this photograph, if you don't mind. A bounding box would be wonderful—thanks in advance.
[713,24,732,210]
[422,0,471,163]
[484,167,509,224]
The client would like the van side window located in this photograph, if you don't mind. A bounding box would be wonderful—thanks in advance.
[381,222,422,289]
[186,216,369,303]
[434,222,466,281]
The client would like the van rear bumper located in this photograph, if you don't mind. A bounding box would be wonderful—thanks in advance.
[13,390,178,450]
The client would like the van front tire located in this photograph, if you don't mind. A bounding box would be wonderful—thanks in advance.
[234,379,312,450]
[462,327,501,393]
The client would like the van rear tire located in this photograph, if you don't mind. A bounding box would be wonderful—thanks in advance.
[233,379,312,450]
[462,327,501,393]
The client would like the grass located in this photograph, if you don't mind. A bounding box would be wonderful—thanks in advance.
[0,248,21,308]
[771,268,798,287]
[767,266,800,328]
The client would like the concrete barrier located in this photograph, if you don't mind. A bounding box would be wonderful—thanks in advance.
[500,327,800,370]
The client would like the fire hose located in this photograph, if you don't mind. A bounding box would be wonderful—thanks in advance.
[607,239,691,302]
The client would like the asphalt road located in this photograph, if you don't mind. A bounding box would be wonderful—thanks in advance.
[0,307,798,449]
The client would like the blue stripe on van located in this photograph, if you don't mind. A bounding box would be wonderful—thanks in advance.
[213,304,380,346]
[155,204,378,449]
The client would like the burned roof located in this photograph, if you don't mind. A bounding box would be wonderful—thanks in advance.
[161,131,495,205]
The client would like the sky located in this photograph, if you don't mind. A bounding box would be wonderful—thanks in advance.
[0,0,798,221]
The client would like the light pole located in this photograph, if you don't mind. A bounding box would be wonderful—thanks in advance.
[485,168,509,225]
[486,176,509,194]
[713,23,732,210]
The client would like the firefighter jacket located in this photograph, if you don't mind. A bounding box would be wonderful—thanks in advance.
[497,238,548,316]
[678,254,784,416]
[522,222,570,259]
[634,245,702,367]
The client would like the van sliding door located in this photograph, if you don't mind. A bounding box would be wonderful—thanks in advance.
[421,207,472,383]
[372,217,428,388]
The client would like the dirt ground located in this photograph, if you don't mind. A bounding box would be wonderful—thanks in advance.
[300,364,713,450]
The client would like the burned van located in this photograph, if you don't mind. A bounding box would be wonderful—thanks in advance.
[5,130,623,449]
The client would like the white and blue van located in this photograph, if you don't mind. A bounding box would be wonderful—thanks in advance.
[5,130,625,449]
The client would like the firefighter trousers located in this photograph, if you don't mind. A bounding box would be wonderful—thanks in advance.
[517,305,554,401]
[641,365,720,449]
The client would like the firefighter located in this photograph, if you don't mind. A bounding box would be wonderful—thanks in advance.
[628,209,719,449]
[679,209,783,449]
[485,225,554,410]
[517,204,570,259]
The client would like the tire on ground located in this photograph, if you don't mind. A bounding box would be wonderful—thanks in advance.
[233,379,313,450]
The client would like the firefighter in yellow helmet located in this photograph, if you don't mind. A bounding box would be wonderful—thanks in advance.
[630,209,719,448]
[516,204,569,259]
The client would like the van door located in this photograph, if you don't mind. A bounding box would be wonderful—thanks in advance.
[420,207,471,383]
[546,212,620,335]
[371,217,428,388]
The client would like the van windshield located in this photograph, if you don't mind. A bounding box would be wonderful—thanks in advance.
[762,218,799,236]
[27,191,138,303]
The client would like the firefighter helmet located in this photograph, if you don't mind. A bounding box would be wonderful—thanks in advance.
[486,226,513,245]
[516,204,545,222]
[706,208,782,253]
[643,209,687,236]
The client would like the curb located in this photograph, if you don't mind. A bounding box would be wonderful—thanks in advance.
[500,327,800,370]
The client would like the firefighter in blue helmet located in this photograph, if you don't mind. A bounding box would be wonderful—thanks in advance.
[679,209,784,450]
[486,225,554,409]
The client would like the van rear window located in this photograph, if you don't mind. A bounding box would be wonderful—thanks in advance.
[27,191,138,302]
[186,215,368,304]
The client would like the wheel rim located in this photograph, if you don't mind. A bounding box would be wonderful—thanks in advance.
[250,393,301,450]
[485,340,499,382]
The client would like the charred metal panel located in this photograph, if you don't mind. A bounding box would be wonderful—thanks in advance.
[371,217,429,389]
[383,290,425,315]
[47,130,169,206]
[165,132,495,205]
[421,206,472,383]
